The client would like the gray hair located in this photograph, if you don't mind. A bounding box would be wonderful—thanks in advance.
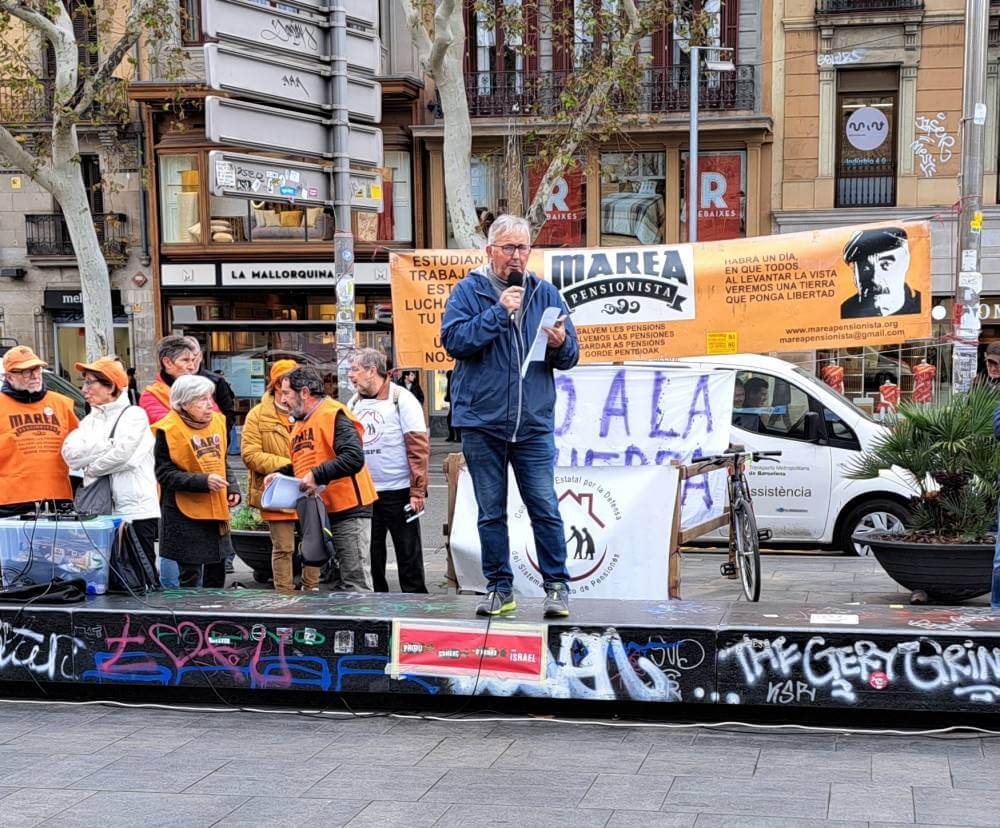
[351,347,387,377]
[169,374,216,411]
[183,335,202,354]
[487,214,531,246]
[156,334,196,370]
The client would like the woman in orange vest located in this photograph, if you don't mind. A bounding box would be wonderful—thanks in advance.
[153,374,241,588]
[241,359,298,592]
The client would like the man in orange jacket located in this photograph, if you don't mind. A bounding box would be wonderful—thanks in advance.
[0,346,79,517]
[270,367,377,592]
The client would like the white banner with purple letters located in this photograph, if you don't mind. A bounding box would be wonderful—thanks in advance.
[553,364,734,529]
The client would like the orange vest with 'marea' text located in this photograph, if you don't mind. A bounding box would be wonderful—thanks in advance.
[0,390,78,506]
[290,397,377,514]
[152,410,231,521]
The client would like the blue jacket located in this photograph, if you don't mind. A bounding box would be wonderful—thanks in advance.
[441,267,579,441]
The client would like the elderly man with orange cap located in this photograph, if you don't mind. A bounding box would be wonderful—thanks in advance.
[0,345,79,517]
[241,359,301,591]
[62,356,160,570]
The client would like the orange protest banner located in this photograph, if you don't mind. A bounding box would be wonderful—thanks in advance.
[390,220,931,368]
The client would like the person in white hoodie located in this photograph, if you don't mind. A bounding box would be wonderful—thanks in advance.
[61,356,160,570]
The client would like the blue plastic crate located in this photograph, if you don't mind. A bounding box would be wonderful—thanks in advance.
[0,516,118,595]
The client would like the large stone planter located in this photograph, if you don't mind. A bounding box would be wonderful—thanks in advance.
[857,534,993,603]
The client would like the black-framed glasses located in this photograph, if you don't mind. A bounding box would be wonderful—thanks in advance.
[987,359,1000,367]
[9,366,42,376]
[495,244,530,256]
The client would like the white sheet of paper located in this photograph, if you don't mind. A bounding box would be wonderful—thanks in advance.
[521,306,562,378]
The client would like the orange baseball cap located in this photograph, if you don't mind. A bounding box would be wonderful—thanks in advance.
[3,345,47,373]
[75,356,128,390]
[268,358,299,389]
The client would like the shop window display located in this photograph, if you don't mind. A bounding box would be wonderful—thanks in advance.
[600,152,665,246]
[159,155,201,244]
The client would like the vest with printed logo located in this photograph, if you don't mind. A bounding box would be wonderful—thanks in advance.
[153,410,231,521]
[290,397,377,514]
[0,390,78,506]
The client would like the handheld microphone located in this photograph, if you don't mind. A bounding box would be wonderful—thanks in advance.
[507,270,523,321]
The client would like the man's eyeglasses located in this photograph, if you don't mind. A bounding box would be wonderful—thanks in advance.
[8,366,42,377]
[494,244,530,256]
[987,359,1000,368]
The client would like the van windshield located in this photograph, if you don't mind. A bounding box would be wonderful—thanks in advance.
[792,366,877,423]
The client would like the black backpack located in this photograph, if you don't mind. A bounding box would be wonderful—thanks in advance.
[108,521,161,595]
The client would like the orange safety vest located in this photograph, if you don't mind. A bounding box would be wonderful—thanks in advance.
[0,391,78,506]
[153,410,231,521]
[144,378,171,411]
[290,397,377,514]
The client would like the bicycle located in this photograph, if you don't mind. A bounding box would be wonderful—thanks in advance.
[693,446,781,602]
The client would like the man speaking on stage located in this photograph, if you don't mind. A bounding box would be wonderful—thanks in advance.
[442,214,580,618]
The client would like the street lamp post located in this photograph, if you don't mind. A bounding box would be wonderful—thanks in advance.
[687,46,735,244]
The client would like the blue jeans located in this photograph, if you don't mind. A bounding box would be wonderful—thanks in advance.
[160,557,179,589]
[993,500,1000,608]
[462,429,570,593]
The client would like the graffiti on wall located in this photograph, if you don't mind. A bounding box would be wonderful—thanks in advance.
[719,632,1000,706]
[74,614,392,692]
[0,620,84,682]
[444,626,714,702]
[911,113,955,178]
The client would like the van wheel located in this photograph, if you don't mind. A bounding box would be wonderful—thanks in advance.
[839,499,910,556]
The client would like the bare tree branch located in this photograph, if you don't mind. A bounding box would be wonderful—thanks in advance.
[427,0,457,74]
[72,0,162,114]
[0,123,57,192]
[399,0,433,64]
[0,0,63,47]
[525,0,646,236]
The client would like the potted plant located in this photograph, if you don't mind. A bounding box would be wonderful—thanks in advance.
[845,384,1000,603]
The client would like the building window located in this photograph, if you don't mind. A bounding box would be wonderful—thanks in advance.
[680,150,746,243]
[378,150,413,243]
[835,68,898,208]
[180,0,202,45]
[446,152,505,247]
[159,154,201,244]
[464,0,538,115]
[157,151,334,246]
[600,152,665,246]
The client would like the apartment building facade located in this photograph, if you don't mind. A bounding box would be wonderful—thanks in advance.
[771,0,981,405]
[129,0,432,421]
[0,0,153,378]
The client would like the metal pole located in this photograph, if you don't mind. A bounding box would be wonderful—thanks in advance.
[688,45,699,244]
[951,0,989,394]
[332,0,355,402]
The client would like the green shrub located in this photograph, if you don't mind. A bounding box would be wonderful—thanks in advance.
[845,384,1000,543]
[230,505,267,531]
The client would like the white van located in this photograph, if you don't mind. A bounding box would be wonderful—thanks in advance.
[664,354,916,555]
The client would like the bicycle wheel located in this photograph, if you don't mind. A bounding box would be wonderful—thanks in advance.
[731,484,761,602]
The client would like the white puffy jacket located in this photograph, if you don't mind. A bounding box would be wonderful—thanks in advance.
[61,392,160,520]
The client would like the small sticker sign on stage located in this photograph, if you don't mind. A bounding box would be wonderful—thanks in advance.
[390,620,547,682]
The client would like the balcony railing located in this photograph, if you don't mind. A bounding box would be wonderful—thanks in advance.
[26,213,130,265]
[464,65,756,119]
[0,79,121,125]
[816,0,923,12]
[836,159,897,208]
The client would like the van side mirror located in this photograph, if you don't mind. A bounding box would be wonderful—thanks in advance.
[803,410,821,442]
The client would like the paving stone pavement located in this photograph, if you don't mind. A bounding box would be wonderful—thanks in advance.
[0,700,991,826]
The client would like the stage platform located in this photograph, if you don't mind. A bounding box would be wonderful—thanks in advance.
[0,589,998,712]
